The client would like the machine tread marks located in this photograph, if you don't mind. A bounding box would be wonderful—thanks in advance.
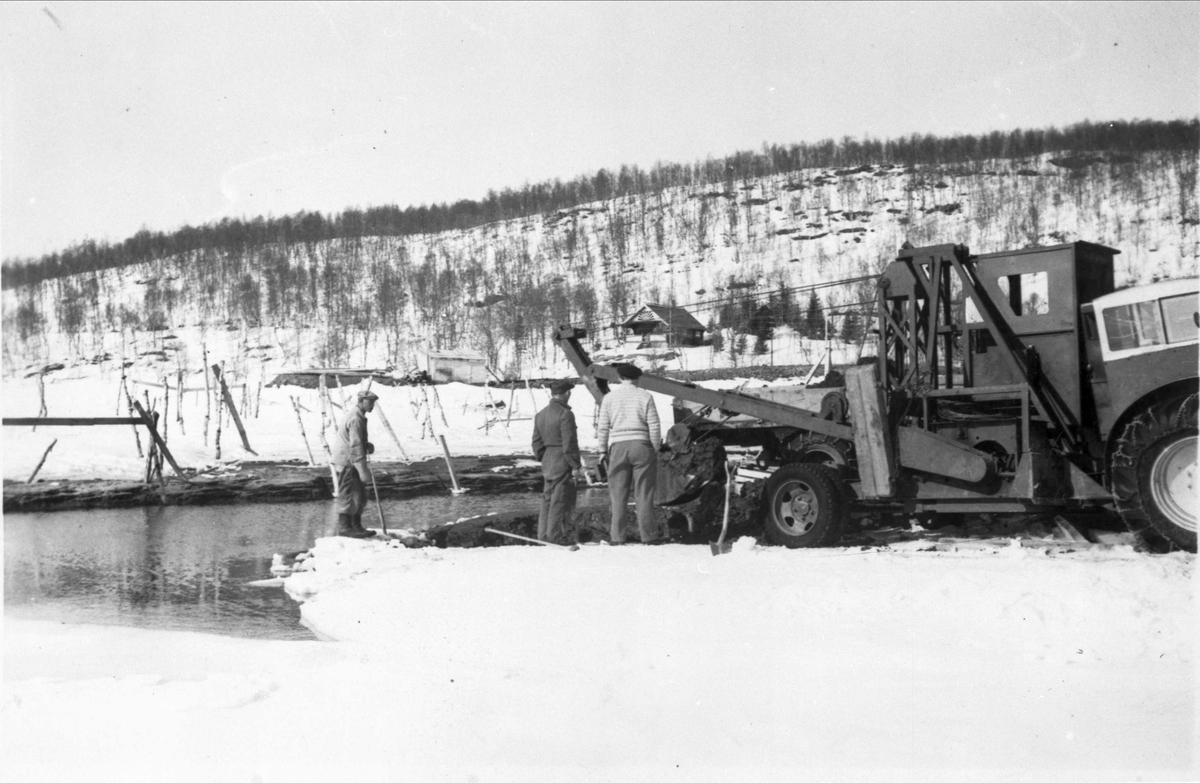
[759,463,845,548]
[1111,392,1197,553]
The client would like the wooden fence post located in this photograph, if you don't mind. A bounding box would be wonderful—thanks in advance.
[373,402,410,461]
[120,380,144,458]
[525,378,538,416]
[34,373,47,431]
[161,376,170,443]
[211,364,257,456]
[176,368,185,435]
[335,374,348,411]
[290,395,316,466]
[430,384,449,427]
[318,376,341,494]
[132,400,190,482]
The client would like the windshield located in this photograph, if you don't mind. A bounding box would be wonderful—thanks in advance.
[1102,292,1198,354]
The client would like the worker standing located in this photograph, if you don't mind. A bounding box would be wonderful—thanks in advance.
[532,379,582,544]
[597,363,664,543]
[330,389,379,538]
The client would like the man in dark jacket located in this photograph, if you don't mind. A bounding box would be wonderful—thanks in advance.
[330,389,378,538]
[532,379,582,544]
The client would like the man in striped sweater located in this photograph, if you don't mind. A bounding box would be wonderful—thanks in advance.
[597,363,664,543]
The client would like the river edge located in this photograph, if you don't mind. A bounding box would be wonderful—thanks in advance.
[2,455,546,513]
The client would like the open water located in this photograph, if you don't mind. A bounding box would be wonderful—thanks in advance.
[4,492,543,640]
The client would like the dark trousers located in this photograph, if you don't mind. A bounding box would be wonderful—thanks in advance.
[608,440,659,542]
[538,447,577,543]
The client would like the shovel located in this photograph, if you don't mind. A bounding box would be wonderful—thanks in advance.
[710,461,736,556]
[370,467,388,536]
[485,527,580,551]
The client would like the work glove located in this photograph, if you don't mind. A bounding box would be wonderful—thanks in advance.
[366,442,375,455]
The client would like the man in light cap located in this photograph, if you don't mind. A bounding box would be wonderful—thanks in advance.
[532,379,582,544]
[597,362,663,543]
[330,388,379,538]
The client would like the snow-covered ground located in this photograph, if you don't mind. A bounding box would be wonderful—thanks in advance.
[4,536,1195,781]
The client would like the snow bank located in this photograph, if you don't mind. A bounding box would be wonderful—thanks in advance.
[6,537,1193,782]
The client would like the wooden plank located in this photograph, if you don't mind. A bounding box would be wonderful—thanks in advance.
[3,417,141,426]
[28,439,57,483]
[630,371,854,441]
[844,365,895,499]
[211,364,258,456]
[131,379,240,392]
[131,401,191,482]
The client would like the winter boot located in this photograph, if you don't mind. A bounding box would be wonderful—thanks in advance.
[352,512,377,537]
[336,513,371,538]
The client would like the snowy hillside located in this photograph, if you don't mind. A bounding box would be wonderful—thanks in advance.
[4,151,1197,382]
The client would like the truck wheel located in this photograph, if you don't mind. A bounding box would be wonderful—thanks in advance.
[760,463,844,548]
[1111,394,1197,553]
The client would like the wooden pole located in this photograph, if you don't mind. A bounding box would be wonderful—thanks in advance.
[525,378,538,416]
[203,343,211,446]
[373,402,410,461]
[123,383,144,458]
[155,412,165,486]
[211,364,258,455]
[290,395,316,465]
[318,375,334,457]
[318,375,339,493]
[506,382,517,426]
[370,470,387,535]
[145,417,157,483]
[335,374,348,411]
[27,439,57,483]
[437,434,464,493]
[483,384,499,434]
[176,368,185,434]
[5,417,142,426]
[161,376,170,443]
[34,373,47,431]
[418,385,435,439]
[214,378,223,460]
[429,383,448,427]
[134,401,190,481]
[131,378,231,392]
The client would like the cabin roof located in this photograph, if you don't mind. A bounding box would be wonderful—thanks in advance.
[620,304,705,331]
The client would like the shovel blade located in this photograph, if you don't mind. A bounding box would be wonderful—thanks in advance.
[710,540,733,556]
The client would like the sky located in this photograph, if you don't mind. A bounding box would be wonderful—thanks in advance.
[1,1,1197,262]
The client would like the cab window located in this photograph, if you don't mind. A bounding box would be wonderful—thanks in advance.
[1160,293,1199,344]
[996,272,1050,316]
[1103,301,1164,351]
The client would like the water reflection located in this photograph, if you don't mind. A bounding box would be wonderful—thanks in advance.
[4,491,550,640]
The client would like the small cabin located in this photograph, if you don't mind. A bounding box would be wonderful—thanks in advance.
[418,348,489,384]
[620,304,706,347]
